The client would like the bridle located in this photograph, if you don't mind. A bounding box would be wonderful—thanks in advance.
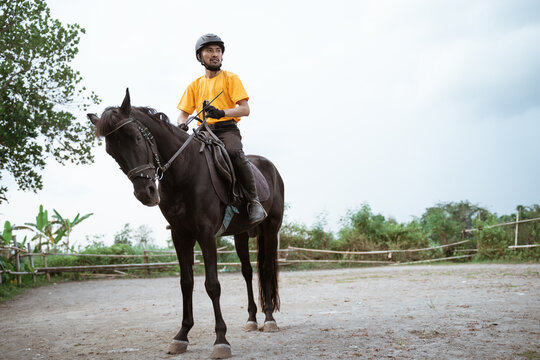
[104,92,223,183]
[105,117,164,182]
[105,117,196,182]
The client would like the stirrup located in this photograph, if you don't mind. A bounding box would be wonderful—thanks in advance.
[248,200,267,223]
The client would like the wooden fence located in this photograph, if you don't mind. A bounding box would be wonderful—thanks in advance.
[2,214,538,285]
[0,240,472,285]
[463,213,540,249]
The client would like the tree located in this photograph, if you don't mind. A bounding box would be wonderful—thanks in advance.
[0,0,100,202]
[134,224,154,248]
[114,223,133,246]
[420,201,488,256]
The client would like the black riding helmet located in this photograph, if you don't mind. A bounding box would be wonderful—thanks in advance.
[195,33,225,61]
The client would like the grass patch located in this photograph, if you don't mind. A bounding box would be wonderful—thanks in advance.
[517,350,540,360]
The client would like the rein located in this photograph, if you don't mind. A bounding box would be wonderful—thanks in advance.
[105,92,223,182]
[105,117,200,182]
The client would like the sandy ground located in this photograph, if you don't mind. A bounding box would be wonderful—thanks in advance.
[1,264,539,360]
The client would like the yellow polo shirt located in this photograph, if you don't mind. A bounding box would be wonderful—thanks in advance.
[177,70,249,124]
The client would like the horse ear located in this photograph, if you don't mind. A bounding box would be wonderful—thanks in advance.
[87,113,100,125]
[120,88,131,115]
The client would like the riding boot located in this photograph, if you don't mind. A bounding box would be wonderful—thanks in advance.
[233,150,267,224]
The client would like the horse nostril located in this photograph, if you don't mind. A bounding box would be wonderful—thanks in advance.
[148,185,156,195]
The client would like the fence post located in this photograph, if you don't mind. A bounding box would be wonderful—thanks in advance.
[143,251,150,276]
[514,210,520,249]
[28,243,36,283]
[43,253,50,282]
[13,236,21,285]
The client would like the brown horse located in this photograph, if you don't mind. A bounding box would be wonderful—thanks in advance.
[88,89,284,359]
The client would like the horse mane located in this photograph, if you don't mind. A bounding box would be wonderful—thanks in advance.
[95,106,185,138]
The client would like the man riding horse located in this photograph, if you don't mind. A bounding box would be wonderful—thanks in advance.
[176,33,267,224]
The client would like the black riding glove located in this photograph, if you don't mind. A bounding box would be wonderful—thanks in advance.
[178,123,188,131]
[205,105,225,119]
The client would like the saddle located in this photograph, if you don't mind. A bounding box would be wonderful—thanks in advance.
[194,126,270,207]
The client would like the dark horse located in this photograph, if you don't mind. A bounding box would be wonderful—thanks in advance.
[88,89,284,359]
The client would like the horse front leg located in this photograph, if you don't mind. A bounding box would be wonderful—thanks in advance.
[234,232,258,331]
[200,232,232,359]
[167,232,195,355]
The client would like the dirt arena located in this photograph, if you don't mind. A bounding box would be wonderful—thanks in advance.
[1,264,539,359]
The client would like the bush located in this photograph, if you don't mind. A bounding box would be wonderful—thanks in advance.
[333,204,434,262]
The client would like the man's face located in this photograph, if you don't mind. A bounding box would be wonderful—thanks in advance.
[199,45,223,70]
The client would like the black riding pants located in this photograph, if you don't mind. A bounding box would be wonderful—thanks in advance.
[209,121,258,201]
[209,120,243,155]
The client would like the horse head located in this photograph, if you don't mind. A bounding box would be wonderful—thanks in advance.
[88,89,160,206]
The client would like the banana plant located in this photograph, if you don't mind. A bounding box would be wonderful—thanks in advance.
[53,210,93,252]
[1,221,26,246]
[22,205,61,252]
[1,221,14,245]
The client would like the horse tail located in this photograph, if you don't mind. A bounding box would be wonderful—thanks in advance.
[257,230,280,312]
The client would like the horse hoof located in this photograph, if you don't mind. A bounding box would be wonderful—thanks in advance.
[263,321,279,332]
[167,340,188,354]
[210,344,232,359]
[244,321,258,332]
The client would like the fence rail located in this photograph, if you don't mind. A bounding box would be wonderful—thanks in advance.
[463,213,540,250]
[463,216,540,232]
[3,213,538,285]
[1,238,476,284]
[508,244,540,249]
[288,239,470,255]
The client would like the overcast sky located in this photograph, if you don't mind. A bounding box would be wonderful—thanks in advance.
[2,0,540,247]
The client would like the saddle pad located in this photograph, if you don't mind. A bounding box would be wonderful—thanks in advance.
[203,148,270,205]
[251,163,270,202]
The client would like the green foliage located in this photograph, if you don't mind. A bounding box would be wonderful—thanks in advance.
[7,204,92,252]
[309,215,335,250]
[214,236,239,265]
[114,223,133,246]
[279,202,539,264]
[133,225,154,247]
[279,221,310,249]
[2,220,13,244]
[2,201,539,299]
[472,205,540,261]
[337,204,390,252]
[22,204,59,250]
[516,205,540,246]
[420,201,487,256]
[52,209,93,251]
[0,0,101,201]
[335,204,433,262]
[474,218,511,260]
[0,240,185,301]
[280,213,334,249]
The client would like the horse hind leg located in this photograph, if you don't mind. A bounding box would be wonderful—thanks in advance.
[234,232,258,331]
[257,226,281,332]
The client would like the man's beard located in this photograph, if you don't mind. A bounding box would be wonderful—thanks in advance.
[203,60,221,71]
